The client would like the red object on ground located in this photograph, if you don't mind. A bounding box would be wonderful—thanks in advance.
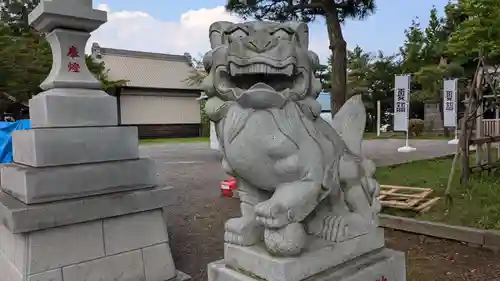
[220,177,238,197]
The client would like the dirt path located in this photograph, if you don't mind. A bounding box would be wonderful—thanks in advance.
[146,142,498,281]
[165,195,500,281]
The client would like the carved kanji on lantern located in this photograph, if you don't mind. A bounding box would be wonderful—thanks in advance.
[68,62,80,73]
[67,45,80,58]
[67,45,80,73]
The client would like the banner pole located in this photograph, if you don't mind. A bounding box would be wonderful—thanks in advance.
[397,74,416,152]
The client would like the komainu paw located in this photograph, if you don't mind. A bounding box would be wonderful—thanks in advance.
[225,217,263,246]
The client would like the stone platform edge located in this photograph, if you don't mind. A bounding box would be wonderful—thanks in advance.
[208,248,406,281]
[0,185,179,233]
[380,214,500,251]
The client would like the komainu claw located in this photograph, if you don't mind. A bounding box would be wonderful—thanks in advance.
[225,217,263,246]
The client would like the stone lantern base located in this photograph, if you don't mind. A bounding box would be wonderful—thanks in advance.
[0,187,190,281]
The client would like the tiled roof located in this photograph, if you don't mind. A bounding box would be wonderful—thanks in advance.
[91,43,202,91]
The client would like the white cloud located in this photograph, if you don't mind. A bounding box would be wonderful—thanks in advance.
[88,4,241,58]
[88,4,329,62]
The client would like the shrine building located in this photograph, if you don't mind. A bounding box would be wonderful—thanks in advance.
[91,43,203,139]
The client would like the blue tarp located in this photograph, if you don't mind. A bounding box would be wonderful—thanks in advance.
[0,120,31,164]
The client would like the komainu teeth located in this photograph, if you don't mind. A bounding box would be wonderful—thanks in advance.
[231,63,295,75]
[230,63,238,76]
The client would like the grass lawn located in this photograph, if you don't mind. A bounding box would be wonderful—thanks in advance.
[375,155,500,230]
[139,137,209,145]
[364,132,449,140]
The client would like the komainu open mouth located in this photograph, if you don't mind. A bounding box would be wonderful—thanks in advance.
[228,62,297,92]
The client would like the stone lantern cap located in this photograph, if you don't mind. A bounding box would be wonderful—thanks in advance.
[28,0,107,33]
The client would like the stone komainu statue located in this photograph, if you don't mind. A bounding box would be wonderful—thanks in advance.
[201,21,381,256]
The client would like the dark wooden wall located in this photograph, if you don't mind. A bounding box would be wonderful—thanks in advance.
[123,124,201,139]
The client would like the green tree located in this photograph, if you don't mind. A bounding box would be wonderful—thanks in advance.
[85,56,129,91]
[0,0,40,35]
[366,51,401,127]
[321,45,400,131]
[399,18,425,74]
[183,55,211,137]
[397,6,466,136]
[0,25,51,102]
[406,7,464,104]
[446,0,500,65]
[0,27,127,103]
[346,45,372,96]
[226,0,377,114]
[0,0,127,106]
[349,48,401,131]
[184,56,207,87]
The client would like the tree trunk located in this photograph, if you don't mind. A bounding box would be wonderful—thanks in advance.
[325,8,347,115]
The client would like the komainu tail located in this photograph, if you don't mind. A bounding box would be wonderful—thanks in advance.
[331,95,366,156]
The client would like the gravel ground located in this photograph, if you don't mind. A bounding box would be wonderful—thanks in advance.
[140,140,499,281]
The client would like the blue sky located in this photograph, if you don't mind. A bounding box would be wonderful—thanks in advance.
[91,0,451,61]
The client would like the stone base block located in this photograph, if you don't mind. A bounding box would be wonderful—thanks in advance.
[224,228,385,281]
[1,158,156,204]
[0,185,177,234]
[29,88,118,128]
[208,248,406,281]
[13,126,139,167]
[0,207,190,281]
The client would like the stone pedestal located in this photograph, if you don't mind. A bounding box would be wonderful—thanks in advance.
[0,188,190,281]
[209,248,406,281]
[208,229,406,281]
[424,103,443,132]
[0,0,190,280]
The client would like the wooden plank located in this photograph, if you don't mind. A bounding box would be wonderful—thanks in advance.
[415,197,441,213]
[380,185,432,192]
[380,201,414,209]
[377,188,398,200]
[470,135,500,145]
[379,215,486,245]
[378,184,438,211]
[379,191,429,199]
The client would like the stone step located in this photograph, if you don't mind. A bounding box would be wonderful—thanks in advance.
[0,185,177,234]
[13,126,139,167]
[1,158,156,204]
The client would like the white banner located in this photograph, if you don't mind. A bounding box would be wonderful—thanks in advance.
[393,74,411,132]
[443,79,458,127]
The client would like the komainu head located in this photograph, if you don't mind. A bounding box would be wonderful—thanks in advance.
[201,21,322,110]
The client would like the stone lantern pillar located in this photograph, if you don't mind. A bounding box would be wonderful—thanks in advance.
[0,1,190,280]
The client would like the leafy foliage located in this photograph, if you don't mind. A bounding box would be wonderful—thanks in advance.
[226,0,376,22]
[0,0,40,35]
[184,56,207,87]
[0,25,51,101]
[0,0,127,106]
[182,55,211,136]
[154,0,500,135]
[446,0,500,64]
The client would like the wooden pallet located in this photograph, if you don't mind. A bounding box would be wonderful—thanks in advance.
[377,185,440,213]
